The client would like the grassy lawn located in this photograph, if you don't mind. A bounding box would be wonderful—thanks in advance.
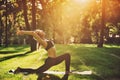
[0,44,120,80]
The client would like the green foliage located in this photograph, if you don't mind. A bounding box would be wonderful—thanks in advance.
[0,44,120,80]
[1,0,120,46]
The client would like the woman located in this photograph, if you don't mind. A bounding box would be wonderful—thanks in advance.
[14,29,71,74]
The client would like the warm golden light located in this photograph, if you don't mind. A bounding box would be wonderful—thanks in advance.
[74,0,89,3]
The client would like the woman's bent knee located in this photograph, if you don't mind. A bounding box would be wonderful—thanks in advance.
[65,53,71,58]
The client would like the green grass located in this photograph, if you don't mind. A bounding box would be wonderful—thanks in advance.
[0,44,120,80]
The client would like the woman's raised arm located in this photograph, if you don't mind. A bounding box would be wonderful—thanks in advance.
[17,30,34,36]
[17,30,47,48]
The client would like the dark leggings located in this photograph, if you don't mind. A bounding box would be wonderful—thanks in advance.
[18,53,71,74]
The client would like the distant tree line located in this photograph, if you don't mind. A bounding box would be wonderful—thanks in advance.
[0,0,120,50]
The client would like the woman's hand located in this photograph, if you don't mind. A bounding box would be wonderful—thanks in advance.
[16,29,24,35]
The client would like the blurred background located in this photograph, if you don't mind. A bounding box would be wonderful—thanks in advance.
[0,0,120,50]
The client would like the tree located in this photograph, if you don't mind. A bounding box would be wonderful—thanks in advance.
[104,0,120,44]
[5,0,8,47]
[0,14,3,46]
[31,0,37,51]
[0,0,23,46]
[22,0,31,30]
[97,0,105,47]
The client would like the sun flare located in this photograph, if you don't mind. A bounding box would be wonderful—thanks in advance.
[74,0,89,3]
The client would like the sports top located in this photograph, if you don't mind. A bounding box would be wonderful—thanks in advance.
[45,40,54,51]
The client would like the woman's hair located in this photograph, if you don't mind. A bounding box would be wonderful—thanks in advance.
[35,29,45,38]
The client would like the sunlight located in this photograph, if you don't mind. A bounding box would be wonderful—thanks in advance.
[74,0,89,3]
[72,0,93,7]
[37,3,42,9]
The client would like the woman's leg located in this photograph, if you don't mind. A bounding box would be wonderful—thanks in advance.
[36,53,71,74]
[14,58,54,74]
[14,53,71,74]
[36,57,55,74]
[14,67,36,74]
[54,53,71,72]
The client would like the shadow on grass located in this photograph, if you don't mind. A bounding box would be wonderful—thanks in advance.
[34,72,104,80]
[0,45,28,51]
[72,74,105,80]
[0,51,32,62]
[37,73,69,80]
[0,51,19,54]
[69,46,120,80]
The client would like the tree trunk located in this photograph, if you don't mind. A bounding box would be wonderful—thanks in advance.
[97,0,105,47]
[22,0,37,51]
[31,0,37,51]
[22,0,31,30]
[5,0,8,47]
[0,14,2,46]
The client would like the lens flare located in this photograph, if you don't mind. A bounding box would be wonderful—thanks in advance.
[74,0,89,3]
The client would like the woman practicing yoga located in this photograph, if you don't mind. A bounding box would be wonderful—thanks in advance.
[12,29,71,74]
